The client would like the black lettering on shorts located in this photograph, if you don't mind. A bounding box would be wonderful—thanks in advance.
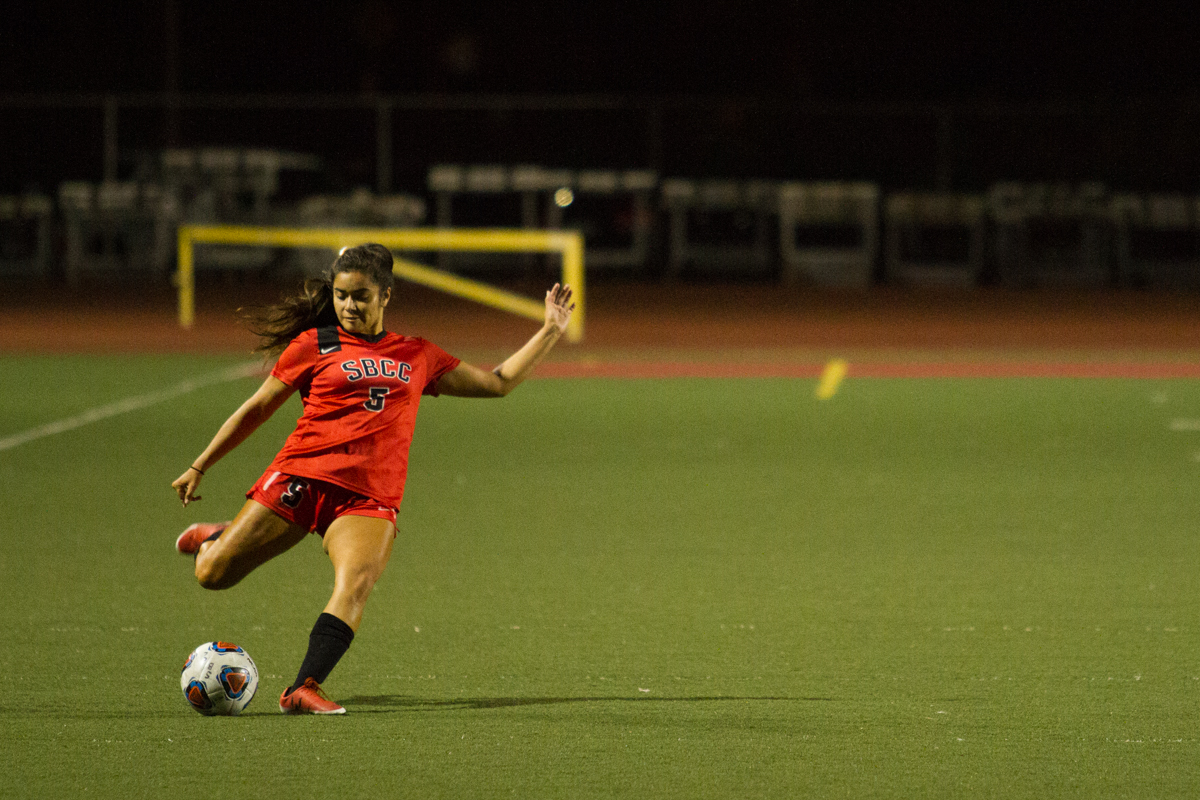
[279,477,310,509]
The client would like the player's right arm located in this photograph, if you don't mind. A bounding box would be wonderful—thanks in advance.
[172,375,295,506]
[436,283,574,398]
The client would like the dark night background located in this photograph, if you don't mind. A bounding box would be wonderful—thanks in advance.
[4,1,1200,99]
[3,2,1200,194]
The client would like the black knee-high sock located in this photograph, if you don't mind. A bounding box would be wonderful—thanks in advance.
[290,612,355,691]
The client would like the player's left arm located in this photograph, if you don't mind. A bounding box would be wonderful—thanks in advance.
[437,283,575,398]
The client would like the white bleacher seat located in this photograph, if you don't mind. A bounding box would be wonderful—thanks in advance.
[60,181,177,285]
[1111,192,1200,287]
[778,182,879,286]
[884,192,986,286]
[546,169,657,273]
[0,194,53,278]
[988,182,1111,286]
[663,178,778,279]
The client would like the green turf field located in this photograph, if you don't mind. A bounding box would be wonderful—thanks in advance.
[2,353,1198,798]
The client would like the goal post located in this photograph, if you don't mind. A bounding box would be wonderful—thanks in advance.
[176,225,585,342]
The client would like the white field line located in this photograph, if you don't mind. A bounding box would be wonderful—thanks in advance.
[0,361,263,453]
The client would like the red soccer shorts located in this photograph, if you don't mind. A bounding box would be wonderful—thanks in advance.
[247,470,397,536]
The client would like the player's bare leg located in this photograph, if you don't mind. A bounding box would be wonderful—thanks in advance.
[194,499,308,590]
[279,514,394,714]
[321,514,396,631]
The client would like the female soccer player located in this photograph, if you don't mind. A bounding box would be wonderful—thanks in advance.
[171,243,574,715]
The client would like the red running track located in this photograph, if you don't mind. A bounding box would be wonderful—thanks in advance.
[535,360,1200,380]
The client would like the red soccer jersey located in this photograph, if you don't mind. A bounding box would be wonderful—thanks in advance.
[266,325,460,508]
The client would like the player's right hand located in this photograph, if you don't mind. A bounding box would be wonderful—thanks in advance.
[544,282,575,333]
[172,469,203,507]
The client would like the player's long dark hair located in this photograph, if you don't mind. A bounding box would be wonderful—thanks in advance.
[243,243,396,356]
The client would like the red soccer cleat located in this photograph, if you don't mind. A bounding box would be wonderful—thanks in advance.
[175,522,229,555]
[279,678,346,715]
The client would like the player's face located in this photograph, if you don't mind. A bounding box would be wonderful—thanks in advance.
[332,270,390,335]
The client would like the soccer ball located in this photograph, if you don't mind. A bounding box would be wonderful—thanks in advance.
[180,641,259,716]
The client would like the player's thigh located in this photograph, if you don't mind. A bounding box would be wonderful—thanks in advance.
[322,514,395,584]
[205,498,309,573]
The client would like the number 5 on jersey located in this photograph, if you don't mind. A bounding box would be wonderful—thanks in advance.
[365,386,390,412]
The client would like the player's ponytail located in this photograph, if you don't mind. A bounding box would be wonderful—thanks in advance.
[243,243,395,356]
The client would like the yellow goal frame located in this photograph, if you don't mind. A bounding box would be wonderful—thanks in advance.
[176,225,585,342]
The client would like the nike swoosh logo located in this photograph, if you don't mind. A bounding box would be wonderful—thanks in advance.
[319,345,338,354]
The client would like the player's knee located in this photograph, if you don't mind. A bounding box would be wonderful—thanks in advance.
[194,554,233,590]
[346,573,377,603]
[337,564,381,604]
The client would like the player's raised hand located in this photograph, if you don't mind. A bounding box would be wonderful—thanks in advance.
[545,283,575,333]
[172,467,203,507]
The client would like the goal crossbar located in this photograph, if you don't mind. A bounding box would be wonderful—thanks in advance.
[176,225,585,342]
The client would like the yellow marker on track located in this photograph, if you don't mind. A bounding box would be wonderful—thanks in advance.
[816,359,849,399]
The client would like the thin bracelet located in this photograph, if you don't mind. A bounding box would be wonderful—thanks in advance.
[188,465,205,475]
